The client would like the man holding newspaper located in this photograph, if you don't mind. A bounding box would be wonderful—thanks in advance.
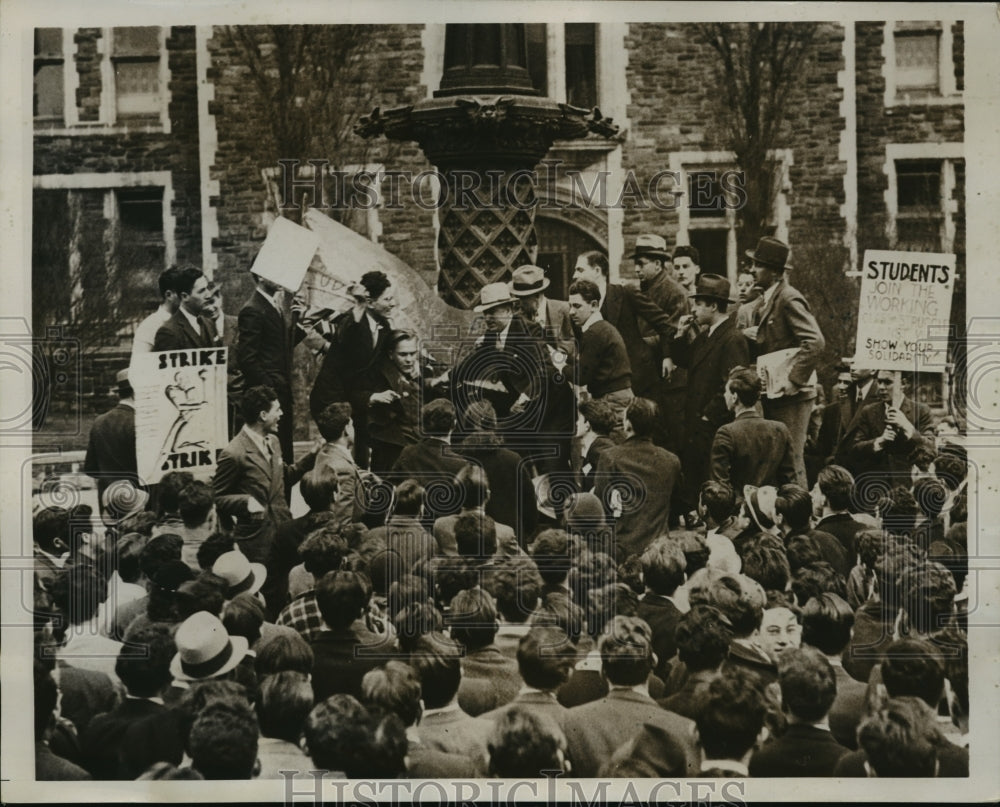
[742,236,826,488]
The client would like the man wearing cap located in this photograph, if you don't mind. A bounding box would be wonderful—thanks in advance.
[152,266,218,352]
[508,264,575,363]
[453,283,574,474]
[671,275,750,517]
[85,368,140,514]
[743,236,825,487]
[711,366,797,494]
[236,273,308,465]
[572,251,675,401]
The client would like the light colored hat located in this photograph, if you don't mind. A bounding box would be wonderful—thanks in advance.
[630,233,671,260]
[743,485,778,532]
[169,611,250,682]
[473,282,516,312]
[212,549,267,597]
[509,264,551,297]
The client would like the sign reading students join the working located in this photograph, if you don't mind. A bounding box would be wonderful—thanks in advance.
[853,249,956,372]
[133,348,229,485]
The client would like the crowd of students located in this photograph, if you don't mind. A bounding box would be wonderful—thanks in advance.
[32,235,970,781]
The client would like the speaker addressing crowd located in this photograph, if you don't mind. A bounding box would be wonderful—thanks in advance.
[42,235,969,781]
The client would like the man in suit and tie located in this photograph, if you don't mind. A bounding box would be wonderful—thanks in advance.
[742,237,826,487]
[130,266,182,368]
[711,366,797,493]
[235,273,308,465]
[572,251,675,401]
[508,264,575,363]
[315,402,367,531]
[152,266,217,351]
[84,369,140,514]
[310,270,397,468]
[671,274,750,517]
[213,385,318,569]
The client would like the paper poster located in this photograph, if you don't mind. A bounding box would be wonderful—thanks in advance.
[249,215,320,292]
[853,249,956,372]
[132,347,229,484]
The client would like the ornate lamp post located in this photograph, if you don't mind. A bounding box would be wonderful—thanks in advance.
[358,23,618,309]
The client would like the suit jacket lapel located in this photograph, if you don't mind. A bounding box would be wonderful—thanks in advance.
[239,430,272,478]
[601,285,622,326]
[755,278,784,334]
[691,317,731,369]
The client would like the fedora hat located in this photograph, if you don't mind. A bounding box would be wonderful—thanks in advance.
[473,282,516,312]
[509,264,551,297]
[689,274,737,304]
[169,611,250,683]
[212,549,267,598]
[743,485,778,532]
[745,236,792,271]
[630,234,671,261]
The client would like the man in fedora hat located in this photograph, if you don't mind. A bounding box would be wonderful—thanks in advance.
[170,611,251,686]
[453,283,574,474]
[743,236,825,487]
[85,368,141,515]
[508,264,575,363]
[671,275,750,518]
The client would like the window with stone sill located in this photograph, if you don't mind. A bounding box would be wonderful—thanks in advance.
[33,28,64,122]
[889,21,958,104]
[894,159,945,252]
[112,26,162,122]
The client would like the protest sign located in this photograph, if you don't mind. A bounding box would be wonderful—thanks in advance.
[852,249,956,372]
[132,348,230,484]
[249,215,320,292]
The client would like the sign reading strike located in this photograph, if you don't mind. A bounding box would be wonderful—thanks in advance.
[853,249,955,372]
[133,348,229,484]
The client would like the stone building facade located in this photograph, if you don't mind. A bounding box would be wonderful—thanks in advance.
[32,19,965,435]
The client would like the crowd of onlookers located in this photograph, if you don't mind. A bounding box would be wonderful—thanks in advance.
[32,236,969,780]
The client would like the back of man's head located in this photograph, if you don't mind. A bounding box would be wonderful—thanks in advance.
[880,638,945,707]
[116,621,176,698]
[531,529,571,586]
[699,480,736,525]
[299,525,349,579]
[315,570,369,631]
[407,632,463,709]
[599,615,654,687]
[483,555,543,624]
[422,399,456,437]
[858,696,942,777]
[695,667,767,761]
[361,660,423,728]
[454,512,498,559]
[800,592,854,656]
[305,694,408,778]
[727,366,762,408]
[675,605,733,673]
[640,536,686,596]
[448,587,498,651]
[487,706,567,777]
[816,465,855,512]
[316,402,352,443]
[178,481,215,529]
[777,646,837,723]
[391,479,424,518]
[775,484,813,532]
[257,671,314,743]
[299,467,338,513]
[516,626,576,691]
[158,471,195,517]
[188,700,259,780]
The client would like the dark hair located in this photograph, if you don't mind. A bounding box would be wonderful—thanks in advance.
[33,507,70,554]
[909,443,937,473]
[299,467,338,512]
[801,592,854,655]
[933,453,966,492]
[741,542,790,592]
[902,561,956,635]
[880,639,945,707]
[775,484,812,532]
[791,562,847,606]
[407,633,464,709]
[50,564,107,626]
[448,587,498,651]
[421,398,456,437]
[586,582,639,639]
[257,671,313,743]
[784,534,823,573]
[777,646,837,722]
[175,575,227,621]
[455,463,489,509]
[672,244,700,264]
[483,555,543,623]
[34,658,58,736]
[178,481,214,529]
[858,697,943,776]
[675,605,733,672]
[640,536,686,595]
[316,402,353,442]
[700,480,736,525]
[305,694,407,778]
[516,626,576,691]
[146,560,195,621]
[116,621,176,697]
[688,573,762,638]
[222,593,266,645]
[197,532,236,571]
[315,570,369,631]
[879,485,920,538]
[299,525,349,578]
[240,385,278,425]
[912,477,949,520]
[487,706,566,777]
[529,594,586,645]
[391,479,424,518]
[116,532,148,584]
[454,512,497,559]
[816,465,854,512]
[568,279,601,305]
[727,366,762,407]
[577,250,609,278]
[361,661,423,727]
[856,529,887,573]
[624,397,659,439]
[387,575,431,623]
[255,630,314,678]
[360,270,391,301]
[158,471,195,517]
[678,530,710,576]
[175,266,205,298]
[188,700,259,780]
[695,667,766,759]
[578,398,618,436]
[158,265,184,298]
[531,529,571,586]
[393,601,445,653]
[599,616,653,686]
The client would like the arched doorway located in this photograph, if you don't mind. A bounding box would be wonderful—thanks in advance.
[533,214,606,300]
